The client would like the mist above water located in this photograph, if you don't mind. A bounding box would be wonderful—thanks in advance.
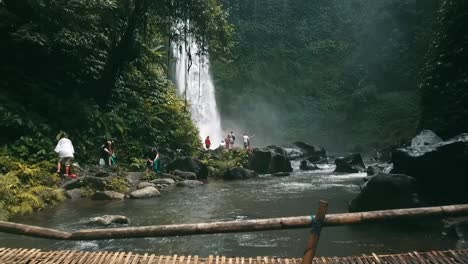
[173,37,223,145]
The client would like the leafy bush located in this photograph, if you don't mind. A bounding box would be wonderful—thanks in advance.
[203,148,250,177]
[0,154,65,218]
[105,177,129,194]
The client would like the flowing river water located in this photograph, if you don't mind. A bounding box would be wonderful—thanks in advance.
[0,161,462,257]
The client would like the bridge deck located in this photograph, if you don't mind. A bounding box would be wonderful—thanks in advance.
[1,248,467,264]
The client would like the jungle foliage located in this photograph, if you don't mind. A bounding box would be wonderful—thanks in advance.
[0,0,231,218]
[213,0,466,151]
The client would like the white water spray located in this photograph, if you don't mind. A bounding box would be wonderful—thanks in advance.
[173,38,223,146]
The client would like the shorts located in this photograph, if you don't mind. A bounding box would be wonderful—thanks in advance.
[59,157,73,166]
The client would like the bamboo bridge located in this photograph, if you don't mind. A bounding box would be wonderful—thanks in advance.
[1,202,468,264]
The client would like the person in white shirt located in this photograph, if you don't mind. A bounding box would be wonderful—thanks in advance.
[243,133,250,149]
[54,134,75,177]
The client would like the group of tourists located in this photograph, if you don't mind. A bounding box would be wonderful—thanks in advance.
[204,131,254,151]
[55,133,164,178]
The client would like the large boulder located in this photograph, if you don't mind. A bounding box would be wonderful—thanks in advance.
[349,173,420,212]
[299,160,320,171]
[91,191,125,200]
[137,182,156,189]
[62,176,109,191]
[223,167,257,180]
[284,148,304,160]
[88,215,130,226]
[176,180,204,188]
[334,154,365,173]
[293,142,327,162]
[248,148,292,174]
[166,157,208,179]
[411,130,443,147]
[129,186,160,198]
[65,189,84,200]
[174,170,197,180]
[392,133,468,204]
[151,178,176,185]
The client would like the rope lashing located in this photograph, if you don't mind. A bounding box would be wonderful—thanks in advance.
[310,215,322,234]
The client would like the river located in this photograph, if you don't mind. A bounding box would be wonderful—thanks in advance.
[0,161,462,257]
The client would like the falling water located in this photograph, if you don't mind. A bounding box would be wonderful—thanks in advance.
[173,38,223,145]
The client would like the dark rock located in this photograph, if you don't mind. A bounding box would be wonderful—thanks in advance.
[65,189,84,200]
[62,176,109,191]
[129,186,160,198]
[269,152,293,173]
[166,157,208,179]
[92,191,125,200]
[174,170,197,180]
[266,145,288,156]
[272,172,290,177]
[293,142,327,161]
[334,154,366,173]
[284,147,304,160]
[349,172,420,212]
[247,148,292,174]
[392,133,468,204]
[442,217,468,240]
[223,167,257,180]
[88,215,130,226]
[300,160,320,170]
[176,180,204,188]
[366,166,382,176]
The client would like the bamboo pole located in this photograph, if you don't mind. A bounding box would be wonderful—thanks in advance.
[1,204,468,240]
[0,221,71,240]
[302,201,328,264]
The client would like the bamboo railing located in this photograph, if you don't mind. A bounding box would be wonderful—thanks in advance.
[2,203,468,264]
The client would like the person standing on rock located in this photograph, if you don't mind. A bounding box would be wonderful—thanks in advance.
[54,133,76,178]
[205,136,211,150]
[243,133,250,149]
[230,131,236,148]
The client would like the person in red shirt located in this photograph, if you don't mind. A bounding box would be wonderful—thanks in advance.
[205,136,211,150]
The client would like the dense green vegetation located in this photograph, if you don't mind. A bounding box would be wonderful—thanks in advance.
[0,0,231,218]
[214,0,467,150]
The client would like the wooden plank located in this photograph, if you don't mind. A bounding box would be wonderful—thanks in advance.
[193,255,199,264]
[123,252,133,264]
[18,248,38,263]
[83,251,102,264]
[186,255,192,264]
[221,256,226,264]
[2,248,25,262]
[155,255,164,264]
[257,257,262,264]
[434,251,456,264]
[163,255,172,264]
[31,249,51,264]
[141,253,149,264]
[428,251,448,264]
[53,250,74,264]
[146,254,157,264]
[72,251,90,264]
[208,255,214,264]
[129,253,141,264]
[19,249,41,263]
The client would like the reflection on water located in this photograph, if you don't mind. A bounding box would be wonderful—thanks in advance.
[0,163,459,257]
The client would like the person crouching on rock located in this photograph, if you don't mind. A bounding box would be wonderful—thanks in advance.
[101,140,115,166]
[54,133,77,178]
[205,136,211,150]
[146,147,160,173]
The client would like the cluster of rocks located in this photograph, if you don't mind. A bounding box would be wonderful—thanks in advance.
[348,130,468,212]
[63,158,207,201]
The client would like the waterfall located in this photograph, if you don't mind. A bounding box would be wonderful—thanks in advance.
[173,38,223,146]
